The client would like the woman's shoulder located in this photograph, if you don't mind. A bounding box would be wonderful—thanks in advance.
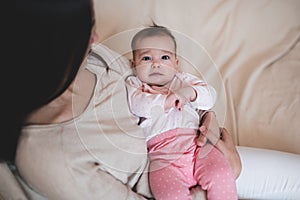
[125,75,143,87]
[87,43,131,75]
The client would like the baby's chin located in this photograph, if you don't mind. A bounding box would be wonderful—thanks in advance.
[146,78,173,87]
[148,81,170,87]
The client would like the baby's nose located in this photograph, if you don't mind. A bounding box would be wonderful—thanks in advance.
[151,59,160,68]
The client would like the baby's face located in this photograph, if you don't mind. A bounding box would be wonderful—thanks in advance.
[133,35,178,87]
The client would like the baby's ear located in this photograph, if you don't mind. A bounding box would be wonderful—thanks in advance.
[130,59,135,68]
[175,58,180,70]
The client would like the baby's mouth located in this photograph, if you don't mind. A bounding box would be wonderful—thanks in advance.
[149,72,163,76]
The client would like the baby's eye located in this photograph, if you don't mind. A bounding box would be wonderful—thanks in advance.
[141,56,151,61]
[161,55,170,60]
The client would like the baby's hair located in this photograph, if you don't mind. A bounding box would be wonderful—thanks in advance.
[131,23,177,60]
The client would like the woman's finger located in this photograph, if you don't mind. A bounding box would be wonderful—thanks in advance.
[196,133,207,146]
[199,111,220,146]
[214,128,229,153]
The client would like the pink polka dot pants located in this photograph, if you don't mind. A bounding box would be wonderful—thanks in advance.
[194,146,237,200]
[147,129,237,200]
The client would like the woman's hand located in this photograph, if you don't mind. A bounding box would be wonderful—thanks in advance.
[197,111,242,179]
[197,111,220,147]
[216,127,242,179]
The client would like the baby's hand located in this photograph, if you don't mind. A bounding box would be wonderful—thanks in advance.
[164,92,188,111]
[164,93,181,111]
[174,87,196,102]
[165,87,196,111]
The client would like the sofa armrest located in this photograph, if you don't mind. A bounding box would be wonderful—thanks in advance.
[236,146,300,199]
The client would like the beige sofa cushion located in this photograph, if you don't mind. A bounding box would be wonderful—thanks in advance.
[94,0,300,154]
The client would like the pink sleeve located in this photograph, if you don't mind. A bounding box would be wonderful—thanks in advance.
[180,72,217,110]
[125,76,166,118]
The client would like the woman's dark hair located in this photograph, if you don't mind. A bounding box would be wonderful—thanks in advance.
[4,0,93,161]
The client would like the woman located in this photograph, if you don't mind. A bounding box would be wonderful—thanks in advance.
[11,0,241,199]
[8,0,94,162]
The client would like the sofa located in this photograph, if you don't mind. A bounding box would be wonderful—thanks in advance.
[94,1,300,198]
[2,0,299,199]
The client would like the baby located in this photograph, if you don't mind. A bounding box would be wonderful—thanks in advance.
[125,25,237,200]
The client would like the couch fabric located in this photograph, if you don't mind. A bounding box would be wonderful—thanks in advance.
[94,0,300,154]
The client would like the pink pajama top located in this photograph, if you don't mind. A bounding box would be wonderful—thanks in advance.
[126,73,216,141]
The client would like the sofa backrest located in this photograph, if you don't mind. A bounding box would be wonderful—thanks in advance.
[94,0,300,154]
